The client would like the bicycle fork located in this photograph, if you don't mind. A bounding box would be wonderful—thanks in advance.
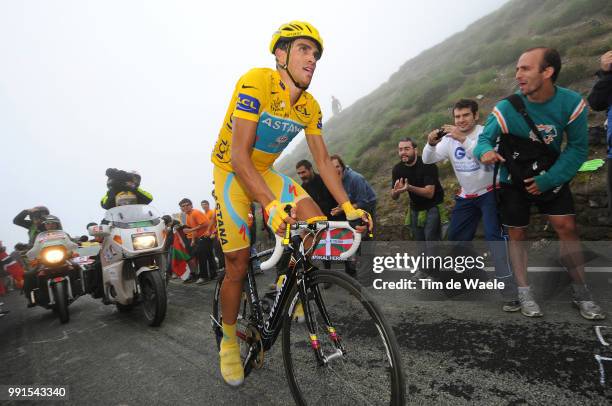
[298,274,346,366]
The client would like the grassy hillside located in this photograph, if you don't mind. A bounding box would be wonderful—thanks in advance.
[276,0,612,228]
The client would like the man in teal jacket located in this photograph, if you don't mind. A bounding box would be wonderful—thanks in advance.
[474,47,604,320]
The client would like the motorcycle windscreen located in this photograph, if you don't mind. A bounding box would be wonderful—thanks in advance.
[26,231,78,261]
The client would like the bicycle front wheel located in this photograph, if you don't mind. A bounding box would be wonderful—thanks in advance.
[282,269,405,406]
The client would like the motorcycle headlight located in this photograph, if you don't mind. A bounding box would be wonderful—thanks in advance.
[132,233,158,251]
[41,247,68,265]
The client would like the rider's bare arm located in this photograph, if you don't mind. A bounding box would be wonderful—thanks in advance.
[306,134,350,206]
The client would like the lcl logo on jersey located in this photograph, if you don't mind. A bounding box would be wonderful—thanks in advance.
[215,139,230,162]
[295,104,310,118]
[236,93,260,114]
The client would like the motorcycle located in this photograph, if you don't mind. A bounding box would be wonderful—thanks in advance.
[26,230,89,323]
[88,204,167,326]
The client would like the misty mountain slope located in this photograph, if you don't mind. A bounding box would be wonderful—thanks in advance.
[276,0,612,228]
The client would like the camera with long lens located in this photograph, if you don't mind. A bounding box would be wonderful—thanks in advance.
[105,168,135,190]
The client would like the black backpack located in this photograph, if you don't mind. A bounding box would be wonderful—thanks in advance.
[494,94,564,202]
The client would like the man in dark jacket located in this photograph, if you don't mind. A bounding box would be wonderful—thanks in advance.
[587,50,612,221]
[296,159,343,220]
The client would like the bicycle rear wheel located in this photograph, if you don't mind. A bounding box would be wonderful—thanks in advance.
[282,269,405,405]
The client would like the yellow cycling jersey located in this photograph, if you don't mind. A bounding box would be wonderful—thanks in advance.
[211,68,323,172]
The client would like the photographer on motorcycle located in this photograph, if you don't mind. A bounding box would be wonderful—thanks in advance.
[13,206,50,246]
[100,168,153,210]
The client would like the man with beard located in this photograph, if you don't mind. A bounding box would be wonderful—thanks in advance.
[391,138,444,242]
[296,159,340,220]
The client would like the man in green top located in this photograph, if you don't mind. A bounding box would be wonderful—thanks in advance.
[474,47,604,320]
[13,206,49,246]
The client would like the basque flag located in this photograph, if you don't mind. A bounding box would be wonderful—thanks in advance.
[0,251,25,291]
[312,228,354,260]
[171,229,192,280]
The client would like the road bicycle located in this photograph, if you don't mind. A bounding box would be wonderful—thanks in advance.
[210,220,405,405]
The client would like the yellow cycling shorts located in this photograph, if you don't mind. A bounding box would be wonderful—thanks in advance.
[213,165,309,253]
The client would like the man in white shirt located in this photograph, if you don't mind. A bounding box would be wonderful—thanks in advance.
[422,99,519,311]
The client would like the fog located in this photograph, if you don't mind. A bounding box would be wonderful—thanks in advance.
[0,0,508,248]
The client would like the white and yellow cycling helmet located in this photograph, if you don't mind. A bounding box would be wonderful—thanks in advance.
[269,21,323,56]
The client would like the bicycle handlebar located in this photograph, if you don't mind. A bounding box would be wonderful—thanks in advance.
[259,221,362,271]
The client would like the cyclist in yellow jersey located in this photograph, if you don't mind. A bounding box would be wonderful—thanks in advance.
[211,21,371,386]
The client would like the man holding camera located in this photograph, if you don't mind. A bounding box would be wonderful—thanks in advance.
[423,99,519,311]
[587,50,612,222]
[101,168,153,210]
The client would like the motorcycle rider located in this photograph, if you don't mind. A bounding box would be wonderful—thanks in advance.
[41,215,63,231]
[13,206,50,246]
[23,215,67,306]
[100,168,153,210]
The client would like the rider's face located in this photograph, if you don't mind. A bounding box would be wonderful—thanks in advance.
[281,38,319,88]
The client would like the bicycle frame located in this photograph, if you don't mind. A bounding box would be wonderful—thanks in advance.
[240,233,345,369]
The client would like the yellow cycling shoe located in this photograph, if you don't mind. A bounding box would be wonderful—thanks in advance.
[219,339,244,387]
[277,275,305,323]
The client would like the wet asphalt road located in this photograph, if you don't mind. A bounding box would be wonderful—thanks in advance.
[1,268,612,406]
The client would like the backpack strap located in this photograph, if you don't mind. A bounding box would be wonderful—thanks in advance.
[505,94,546,144]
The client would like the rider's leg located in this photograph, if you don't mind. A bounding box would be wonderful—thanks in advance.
[220,248,250,325]
[218,248,250,387]
[214,166,252,386]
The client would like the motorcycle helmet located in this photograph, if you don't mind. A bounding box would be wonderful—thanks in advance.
[115,191,138,206]
[42,215,62,231]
